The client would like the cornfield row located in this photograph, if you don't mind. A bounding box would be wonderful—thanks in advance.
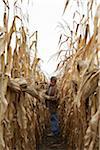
[58,1,100,149]
[0,1,49,150]
[0,0,100,150]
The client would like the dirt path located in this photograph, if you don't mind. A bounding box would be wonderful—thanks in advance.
[38,129,66,150]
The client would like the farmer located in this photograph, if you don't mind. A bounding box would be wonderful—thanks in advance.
[45,76,60,136]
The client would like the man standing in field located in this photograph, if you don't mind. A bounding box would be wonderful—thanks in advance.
[46,76,60,136]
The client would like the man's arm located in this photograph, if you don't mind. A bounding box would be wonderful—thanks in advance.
[50,88,59,101]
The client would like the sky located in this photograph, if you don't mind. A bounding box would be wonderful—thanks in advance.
[28,0,65,76]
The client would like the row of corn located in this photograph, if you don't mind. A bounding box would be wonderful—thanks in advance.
[0,1,49,149]
[57,2,100,150]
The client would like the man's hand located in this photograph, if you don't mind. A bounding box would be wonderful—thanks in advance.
[50,96,57,101]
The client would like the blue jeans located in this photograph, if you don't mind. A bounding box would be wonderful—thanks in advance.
[50,113,60,135]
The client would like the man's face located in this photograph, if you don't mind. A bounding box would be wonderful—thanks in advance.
[50,79,56,86]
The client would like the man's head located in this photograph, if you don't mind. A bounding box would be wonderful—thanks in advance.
[50,76,57,86]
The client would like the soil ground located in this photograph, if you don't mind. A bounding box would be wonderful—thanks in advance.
[38,129,66,150]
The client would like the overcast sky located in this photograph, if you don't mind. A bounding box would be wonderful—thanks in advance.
[28,0,65,76]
